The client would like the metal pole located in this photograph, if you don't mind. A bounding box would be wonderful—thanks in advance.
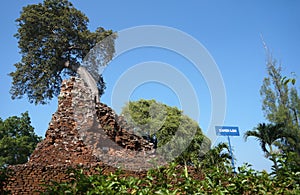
[227,136,236,173]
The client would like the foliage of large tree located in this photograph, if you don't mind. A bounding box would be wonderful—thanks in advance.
[10,0,115,104]
[260,47,300,170]
[0,112,41,167]
[121,99,211,165]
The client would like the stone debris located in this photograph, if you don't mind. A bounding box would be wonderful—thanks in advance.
[95,102,154,151]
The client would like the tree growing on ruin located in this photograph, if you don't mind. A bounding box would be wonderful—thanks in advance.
[10,0,116,104]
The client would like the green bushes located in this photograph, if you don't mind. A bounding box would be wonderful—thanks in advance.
[42,163,300,194]
[121,99,211,165]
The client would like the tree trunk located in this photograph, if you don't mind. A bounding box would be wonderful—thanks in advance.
[76,66,99,102]
[65,61,100,103]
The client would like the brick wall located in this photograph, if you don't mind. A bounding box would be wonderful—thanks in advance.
[3,77,160,194]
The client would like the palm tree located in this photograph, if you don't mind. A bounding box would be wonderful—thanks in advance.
[244,123,285,171]
[199,142,231,172]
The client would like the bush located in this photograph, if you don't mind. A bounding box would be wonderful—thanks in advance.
[42,163,300,194]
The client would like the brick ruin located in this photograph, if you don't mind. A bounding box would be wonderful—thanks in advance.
[3,77,166,194]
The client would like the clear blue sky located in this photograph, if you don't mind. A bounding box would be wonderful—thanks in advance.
[1,0,299,172]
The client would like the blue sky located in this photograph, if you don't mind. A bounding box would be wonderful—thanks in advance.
[1,0,299,172]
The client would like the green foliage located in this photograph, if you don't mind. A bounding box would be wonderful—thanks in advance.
[198,142,231,172]
[121,99,211,165]
[244,123,285,155]
[260,51,300,171]
[272,152,300,183]
[244,123,287,171]
[10,0,116,104]
[0,112,41,167]
[281,76,296,86]
[42,163,300,194]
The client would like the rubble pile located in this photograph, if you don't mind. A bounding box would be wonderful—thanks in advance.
[4,77,160,194]
[27,77,98,166]
[95,102,154,151]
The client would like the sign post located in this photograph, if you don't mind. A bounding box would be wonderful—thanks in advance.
[215,126,240,173]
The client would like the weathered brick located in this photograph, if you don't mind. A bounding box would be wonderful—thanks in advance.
[4,77,161,194]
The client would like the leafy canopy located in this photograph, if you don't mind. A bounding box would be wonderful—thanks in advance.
[0,112,41,167]
[260,48,300,171]
[10,0,115,104]
[121,99,211,165]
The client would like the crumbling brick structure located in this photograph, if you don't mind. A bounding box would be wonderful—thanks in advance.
[4,77,162,194]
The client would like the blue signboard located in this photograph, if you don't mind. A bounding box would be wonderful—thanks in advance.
[215,126,240,136]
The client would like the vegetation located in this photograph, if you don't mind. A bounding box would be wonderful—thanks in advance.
[198,142,231,172]
[121,99,211,165]
[40,49,300,194]
[244,123,285,171]
[10,0,115,104]
[0,112,41,167]
[0,112,40,194]
[256,46,300,173]
[3,0,299,193]
[42,162,300,194]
